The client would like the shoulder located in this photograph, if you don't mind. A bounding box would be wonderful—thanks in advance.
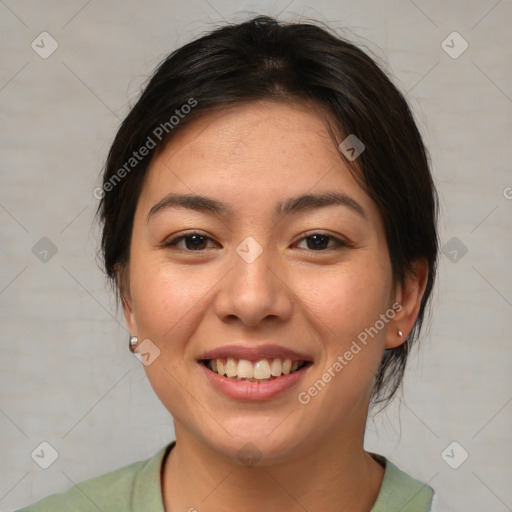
[15,459,148,511]
[15,443,173,512]
[370,454,435,512]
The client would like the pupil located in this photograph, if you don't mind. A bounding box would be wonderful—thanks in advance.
[308,234,328,250]
[187,235,206,250]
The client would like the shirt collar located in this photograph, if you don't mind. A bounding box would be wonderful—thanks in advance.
[131,443,433,512]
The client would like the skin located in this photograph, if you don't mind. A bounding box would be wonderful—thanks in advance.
[121,100,428,511]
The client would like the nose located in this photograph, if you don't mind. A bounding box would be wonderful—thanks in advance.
[213,241,294,328]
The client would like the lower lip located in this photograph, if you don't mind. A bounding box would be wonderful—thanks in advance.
[199,362,311,401]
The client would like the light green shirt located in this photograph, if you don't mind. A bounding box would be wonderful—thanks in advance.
[16,441,434,511]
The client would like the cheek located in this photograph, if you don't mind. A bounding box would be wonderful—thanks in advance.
[297,259,392,341]
[296,257,391,401]
[129,252,194,333]
[293,269,390,423]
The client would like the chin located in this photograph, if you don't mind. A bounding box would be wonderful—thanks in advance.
[202,422,310,467]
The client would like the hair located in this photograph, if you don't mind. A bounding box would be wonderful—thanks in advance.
[96,15,439,409]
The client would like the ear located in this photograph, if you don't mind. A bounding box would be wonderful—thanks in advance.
[115,262,137,335]
[386,258,429,349]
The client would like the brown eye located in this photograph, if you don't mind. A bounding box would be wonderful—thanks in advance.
[164,232,218,251]
[295,233,348,251]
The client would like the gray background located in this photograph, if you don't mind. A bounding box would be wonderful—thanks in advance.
[1,1,511,511]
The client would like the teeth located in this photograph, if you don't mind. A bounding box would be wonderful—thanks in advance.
[208,357,305,380]
[237,359,254,379]
[270,358,282,377]
[225,357,237,378]
[253,359,271,379]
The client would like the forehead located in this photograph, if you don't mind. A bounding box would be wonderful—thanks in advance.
[157,100,339,170]
[140,100,380,224]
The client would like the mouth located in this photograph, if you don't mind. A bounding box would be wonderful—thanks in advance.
[197,344,314,400]
[200,357,312,383]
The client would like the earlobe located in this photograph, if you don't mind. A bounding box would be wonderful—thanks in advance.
[386,258,429,349]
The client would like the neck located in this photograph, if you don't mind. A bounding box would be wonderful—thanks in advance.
[161,424,384,512]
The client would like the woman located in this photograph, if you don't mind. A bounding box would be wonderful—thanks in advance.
[18,14,439,512]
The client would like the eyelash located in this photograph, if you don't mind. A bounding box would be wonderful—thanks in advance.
[162,230,352,252]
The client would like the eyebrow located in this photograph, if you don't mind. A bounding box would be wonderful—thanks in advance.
[146,191,367,223]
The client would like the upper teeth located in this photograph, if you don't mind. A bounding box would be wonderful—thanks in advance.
[208,357,301,380]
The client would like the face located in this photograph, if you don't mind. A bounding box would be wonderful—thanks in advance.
[122,100,406,463]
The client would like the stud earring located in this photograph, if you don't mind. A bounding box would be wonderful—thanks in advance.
[129,335,139,353]
[397,329,403,337]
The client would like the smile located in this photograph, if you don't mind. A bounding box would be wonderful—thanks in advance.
[202,357,310,382]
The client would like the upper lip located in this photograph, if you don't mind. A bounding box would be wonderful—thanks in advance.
[198,344,313,362]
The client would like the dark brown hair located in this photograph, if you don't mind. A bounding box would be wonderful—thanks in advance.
[96,15,439,408]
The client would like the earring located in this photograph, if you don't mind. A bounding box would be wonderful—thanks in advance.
[129,335,139,353]
[397,329,403,337]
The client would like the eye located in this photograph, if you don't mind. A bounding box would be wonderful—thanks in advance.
[163,231,219,251]
[294,232,349,251]
[162,231,351,253]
